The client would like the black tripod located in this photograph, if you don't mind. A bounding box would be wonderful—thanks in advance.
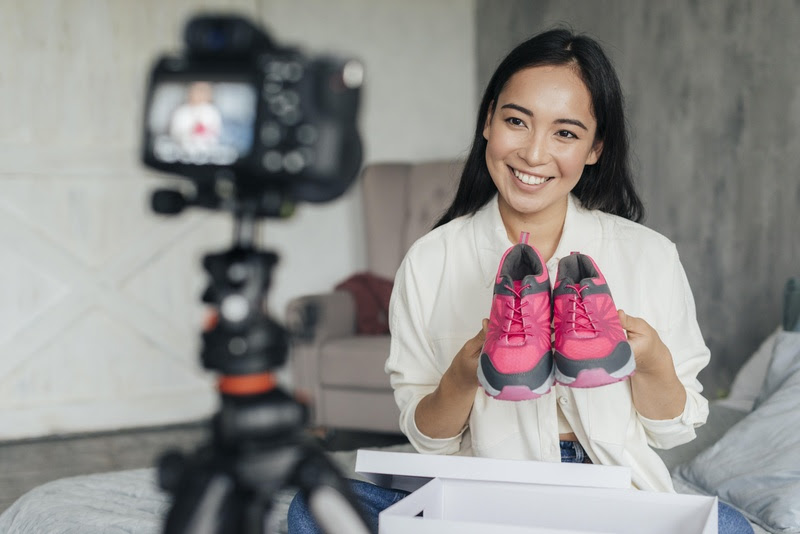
[155,201,375,534]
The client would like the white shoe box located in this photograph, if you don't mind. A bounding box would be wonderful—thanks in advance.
[355,450,718,534]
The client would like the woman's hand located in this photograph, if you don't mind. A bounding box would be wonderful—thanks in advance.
[444,319,489,392]
[618,309,686,419]
[617,310,671,375]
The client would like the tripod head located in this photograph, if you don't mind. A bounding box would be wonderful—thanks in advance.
[200,214,287,375]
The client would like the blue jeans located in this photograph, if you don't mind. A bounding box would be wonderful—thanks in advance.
[288,441,754,534]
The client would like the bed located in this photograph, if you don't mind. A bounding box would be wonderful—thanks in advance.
[2,325,798,533]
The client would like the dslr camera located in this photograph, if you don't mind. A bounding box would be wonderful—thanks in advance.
[142,14,364,216]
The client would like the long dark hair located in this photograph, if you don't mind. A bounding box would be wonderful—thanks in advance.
[434,28,643,228]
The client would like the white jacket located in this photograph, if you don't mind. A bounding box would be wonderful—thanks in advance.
[385,193,710,492]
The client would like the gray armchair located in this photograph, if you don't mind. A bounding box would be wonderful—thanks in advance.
[286,160,462,433]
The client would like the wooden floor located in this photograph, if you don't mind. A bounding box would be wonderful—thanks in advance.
[0,422,407,515]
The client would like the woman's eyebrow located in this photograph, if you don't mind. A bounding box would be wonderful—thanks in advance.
[555,118,588,131]
[500,103,588,131]
[501,103,533,116]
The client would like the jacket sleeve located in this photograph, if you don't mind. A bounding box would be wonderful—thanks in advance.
[384,252,465,455]
[637,245,710,449]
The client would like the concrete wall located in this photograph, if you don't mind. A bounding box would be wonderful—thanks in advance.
[475,1,800,396]
[0,0,476,439]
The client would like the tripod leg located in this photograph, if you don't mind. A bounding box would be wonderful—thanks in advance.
[291,450,376,534]
[161,458,238,534]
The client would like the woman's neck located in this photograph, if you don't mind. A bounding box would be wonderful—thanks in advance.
[498,196,568,263]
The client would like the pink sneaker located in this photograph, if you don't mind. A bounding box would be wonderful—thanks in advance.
[553,253,635,388]
[477,232,554,401]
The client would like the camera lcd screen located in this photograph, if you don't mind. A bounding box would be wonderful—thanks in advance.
[147,80,257,166]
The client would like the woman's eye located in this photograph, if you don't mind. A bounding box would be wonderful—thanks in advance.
[506,117,525,127]
[557,130,578,139]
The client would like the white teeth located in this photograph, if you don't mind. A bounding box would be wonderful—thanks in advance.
[513,169,550,185]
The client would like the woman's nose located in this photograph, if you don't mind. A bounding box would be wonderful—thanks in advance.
[518,133,550,166]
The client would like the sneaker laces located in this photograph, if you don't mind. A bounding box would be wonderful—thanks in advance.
[565,283,599,334]
[504,281,531,340]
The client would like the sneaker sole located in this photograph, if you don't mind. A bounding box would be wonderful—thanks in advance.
[554,341,635,388]
[478,351,554,401]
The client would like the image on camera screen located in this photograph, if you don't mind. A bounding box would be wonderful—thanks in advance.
[147,80,256,166]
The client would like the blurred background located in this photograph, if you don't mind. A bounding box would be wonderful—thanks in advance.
[0,0,797,442]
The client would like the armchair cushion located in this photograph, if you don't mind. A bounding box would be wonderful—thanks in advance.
[320,336,393,389]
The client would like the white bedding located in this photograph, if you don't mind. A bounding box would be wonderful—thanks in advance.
[0,469,166,534]
[0,468,297,534]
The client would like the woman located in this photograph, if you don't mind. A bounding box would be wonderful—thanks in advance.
[289,28,753,533]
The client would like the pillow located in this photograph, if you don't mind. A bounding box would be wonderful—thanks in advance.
[716,326,780,412]
[655,403,747,473]
[675,331,800,533]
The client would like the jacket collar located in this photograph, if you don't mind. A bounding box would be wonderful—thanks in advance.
[475,193,601,286]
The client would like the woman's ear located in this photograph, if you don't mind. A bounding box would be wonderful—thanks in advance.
[482,101,495,141]
[586,139,604,165]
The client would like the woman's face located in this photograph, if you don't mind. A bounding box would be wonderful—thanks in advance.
[483,64,602,223]
[188,82,213,105]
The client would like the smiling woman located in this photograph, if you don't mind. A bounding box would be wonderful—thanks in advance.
[403,28,696,458]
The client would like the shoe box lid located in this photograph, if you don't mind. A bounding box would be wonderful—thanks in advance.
[355,449,631,493]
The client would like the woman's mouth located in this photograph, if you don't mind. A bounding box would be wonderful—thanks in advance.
[512,168,553,185]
